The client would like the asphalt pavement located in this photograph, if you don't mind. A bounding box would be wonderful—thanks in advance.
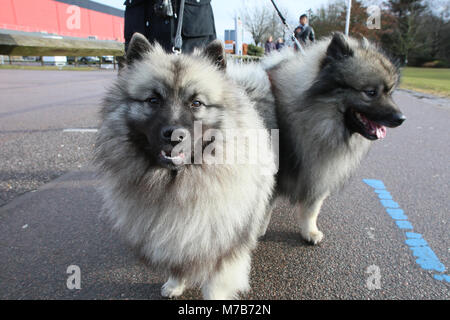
[0,69,448,299]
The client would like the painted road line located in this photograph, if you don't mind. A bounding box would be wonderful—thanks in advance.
[63,128,98,133]
[363,179,449,283]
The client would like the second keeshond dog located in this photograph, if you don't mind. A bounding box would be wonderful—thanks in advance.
[262,33,406,244]
[94,33,276,299]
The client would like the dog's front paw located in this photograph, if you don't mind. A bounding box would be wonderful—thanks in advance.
[301,229,324,245]
[161,278,186,298]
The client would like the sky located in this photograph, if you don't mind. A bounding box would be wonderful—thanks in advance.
[93,0,332,42]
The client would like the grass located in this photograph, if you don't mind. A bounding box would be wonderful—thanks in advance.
[0,64,113,71]
[400,67,450,98]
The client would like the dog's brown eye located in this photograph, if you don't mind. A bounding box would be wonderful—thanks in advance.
[147,97,160,105]
[191,100,203,109]
[364,90,377,98]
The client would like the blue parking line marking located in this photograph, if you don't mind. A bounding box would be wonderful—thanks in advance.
[396,220,413,229]
[377,192,393,200]
[386,208,408,220]
[405,232,422,239]
[380,199,400,209]
[363,179,449,283]
[405,238,428,247]
[434,274,450,282]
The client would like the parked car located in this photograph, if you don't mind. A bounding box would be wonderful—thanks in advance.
[79,56,100,64]
[42,56,67,66]
[22,56,39,62]
[102,56,114,63]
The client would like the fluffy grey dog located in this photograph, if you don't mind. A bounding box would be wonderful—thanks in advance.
[94,33,276,299]
[262,33,406,244]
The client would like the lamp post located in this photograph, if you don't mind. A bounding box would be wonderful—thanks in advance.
[345,0,352,36]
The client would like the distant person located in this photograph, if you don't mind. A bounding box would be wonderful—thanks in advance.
[276,38,285,51]
[264,36,276,54]
[294,14,315,47]
[124,0,216,53]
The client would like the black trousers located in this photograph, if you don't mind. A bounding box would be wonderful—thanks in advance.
[124,0,216,53]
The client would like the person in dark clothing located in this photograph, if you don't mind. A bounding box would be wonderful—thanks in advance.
[294,14,315,45]
[275,38,285,51]
[124,0,216,53]
[264,36,276,54]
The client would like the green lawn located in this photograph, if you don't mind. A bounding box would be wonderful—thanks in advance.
[1,64,449,97]
[400,67,450,97]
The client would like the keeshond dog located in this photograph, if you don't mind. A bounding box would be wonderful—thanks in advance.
[94,33,276,299]
[262,33,406,244]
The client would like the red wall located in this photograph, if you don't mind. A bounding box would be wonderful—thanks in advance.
[0,0,124,42]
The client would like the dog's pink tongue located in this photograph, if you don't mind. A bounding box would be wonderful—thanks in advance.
[368,120,386,139]
[376,126,387,139]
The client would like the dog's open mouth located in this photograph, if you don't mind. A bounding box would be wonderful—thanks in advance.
[347,109,386,140]
[354,111,386,140]
[160,150,185,162]
[158,146,186,169]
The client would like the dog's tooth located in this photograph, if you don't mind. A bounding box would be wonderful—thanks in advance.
[356,112,363,122]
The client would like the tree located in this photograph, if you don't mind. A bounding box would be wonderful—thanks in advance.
[417,1,450,65]
[289,0,448,66]
[308,0,347,39]
[383,0,428,64]
[239,4,288,46]
[308,0,394,41]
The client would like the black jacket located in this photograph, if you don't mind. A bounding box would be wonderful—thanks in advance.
[124,0,216,53]
[294,25,315,44]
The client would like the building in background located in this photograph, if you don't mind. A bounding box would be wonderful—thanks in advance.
[224,29,235,54]
[223,16,244,55]
[0,0,124,42]
[224,30,236,42]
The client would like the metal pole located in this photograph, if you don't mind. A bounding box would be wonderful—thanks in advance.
[269,0,305,55]
[345,0,352,36]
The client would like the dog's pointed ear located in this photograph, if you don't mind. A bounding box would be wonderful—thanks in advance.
[126,33,151,65]
[203,40,227,70]
[326,33,353,60]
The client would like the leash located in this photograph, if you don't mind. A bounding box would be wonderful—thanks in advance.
[269,0,306,55]
[172,0,185,54]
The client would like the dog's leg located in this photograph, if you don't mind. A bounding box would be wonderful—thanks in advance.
[258,207,273,238]
[201,250,251,300]
[296,193,328,245]
[258,195,277,238]
[161,276,186,298]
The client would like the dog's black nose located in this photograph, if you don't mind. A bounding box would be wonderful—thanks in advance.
[392,113,406,126]
[160,126,186,143]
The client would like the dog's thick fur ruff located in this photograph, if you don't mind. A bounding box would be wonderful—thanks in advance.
[94,34,276,299]
[260,33,404,244]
